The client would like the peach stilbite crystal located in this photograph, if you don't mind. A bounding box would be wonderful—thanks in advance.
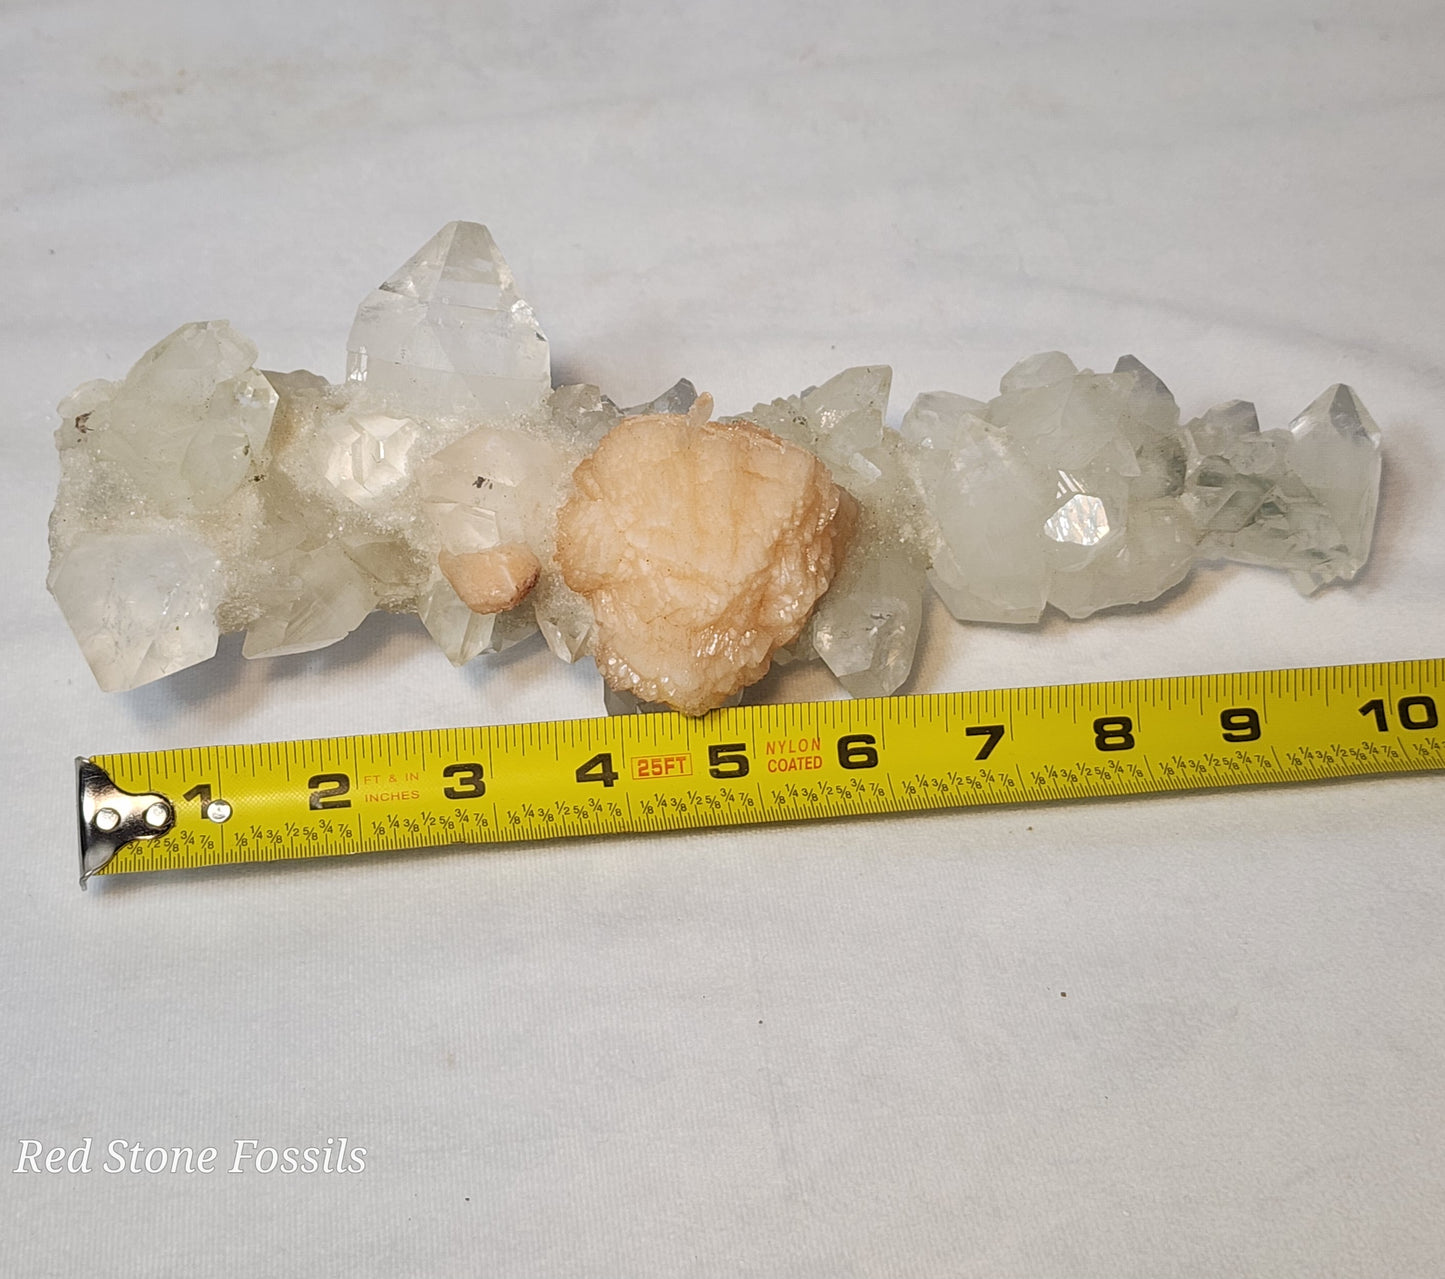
[556,395,855,715]
[438,543,541,614]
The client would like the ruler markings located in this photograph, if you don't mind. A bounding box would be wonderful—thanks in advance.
[79,658,1444,880]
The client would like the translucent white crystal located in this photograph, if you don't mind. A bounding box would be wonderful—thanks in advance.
[900,391,987,451]
[347,221,550,417]
[420,426,570,554]
[76,321,276,516]
[912,405,1053,624]
[321,412,421,506]
[419,573,498,666]
[241,545,378,658]
[801,365,889,463]
[1182,383,1381,592]
[811,540,926,698]
[913,355,1198,621]
[1000,350,1077,394]
[744,365,893,490]
[1046,498,1196,619]
[48,530,224,692]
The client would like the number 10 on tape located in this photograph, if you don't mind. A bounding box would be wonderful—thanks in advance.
[75,659,1443,885]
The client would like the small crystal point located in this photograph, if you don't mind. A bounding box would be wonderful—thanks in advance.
[1290,383,1380,446]
[799,365,892,478]
[619,378,697,417]
[901,391,989,450]
[1184,399,1261,465]
[346,221,550,417]
[1113,353,1171,401]
[1001,351,1078,394]
[533,577,595,663]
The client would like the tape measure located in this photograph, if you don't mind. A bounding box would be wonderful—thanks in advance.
[76,658,1443,886]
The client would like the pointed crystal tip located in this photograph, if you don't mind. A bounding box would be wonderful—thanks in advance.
[346,221,551,417]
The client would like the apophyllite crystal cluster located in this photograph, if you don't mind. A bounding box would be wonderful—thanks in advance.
[47,222,1383,714]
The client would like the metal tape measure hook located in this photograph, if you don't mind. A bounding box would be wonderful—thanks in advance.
[75,759,175,888]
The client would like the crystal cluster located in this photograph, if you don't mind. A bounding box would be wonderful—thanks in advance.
[48,222,1384,712]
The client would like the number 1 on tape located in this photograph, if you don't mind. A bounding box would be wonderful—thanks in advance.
[75,658,1444,886]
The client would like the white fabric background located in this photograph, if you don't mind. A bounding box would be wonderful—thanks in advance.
[3,1,1443,1274]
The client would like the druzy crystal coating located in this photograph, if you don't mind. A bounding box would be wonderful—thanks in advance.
[47,223,1384,711]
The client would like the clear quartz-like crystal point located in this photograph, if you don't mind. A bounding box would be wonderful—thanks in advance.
[801,365,891,481]
[1000,350,1077,394]
[83,321,277,516]
[1183,383,1382,592]
[346,221,551,417]
[47,531,224,692]
[619,378,697,417]
[1281,384,1382,589]
[811,540,926,697]
[532,576,594,663]
[419,573,498,665]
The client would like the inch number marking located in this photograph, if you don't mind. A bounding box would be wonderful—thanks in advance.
[576,752,620,788]
[442,762,486,800]
[707,743,749,779]
[964,724,1006,760]
[308,773,351,810]
[1360,696,1439,732]
[1220,707,1263,742]
[837,734,878,770]
[1093,716,1136,752]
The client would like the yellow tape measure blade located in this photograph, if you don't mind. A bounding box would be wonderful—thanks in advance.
[78,659,1444,882]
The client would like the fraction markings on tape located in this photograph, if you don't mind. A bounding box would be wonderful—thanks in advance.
[75,659,1443,884]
